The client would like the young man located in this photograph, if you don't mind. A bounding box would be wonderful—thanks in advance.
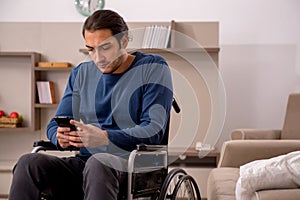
[9,9,173,200]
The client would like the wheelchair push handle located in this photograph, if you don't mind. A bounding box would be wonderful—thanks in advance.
[172,98,181,113]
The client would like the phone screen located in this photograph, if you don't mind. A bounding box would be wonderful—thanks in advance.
[54,116,77,131]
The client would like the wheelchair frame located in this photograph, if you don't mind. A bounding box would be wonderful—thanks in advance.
[31,98,201,199]
[32,141,201,200]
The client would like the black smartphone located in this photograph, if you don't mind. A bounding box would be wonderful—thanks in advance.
[53,116,77,131]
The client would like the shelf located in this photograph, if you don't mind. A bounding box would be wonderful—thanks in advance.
[79,47,220,55]
[34,104,58,108]
[34,67,73,71]
[169,148,220,168]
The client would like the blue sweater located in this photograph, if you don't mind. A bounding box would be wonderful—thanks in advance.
[47,51,173,157]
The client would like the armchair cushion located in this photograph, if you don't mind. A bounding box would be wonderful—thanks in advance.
[235,151,300,200]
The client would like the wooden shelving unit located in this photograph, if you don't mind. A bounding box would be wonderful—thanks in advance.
[0,51,41,131]
[0,52,74,131]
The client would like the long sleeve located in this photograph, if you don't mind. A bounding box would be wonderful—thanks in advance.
[46,67,78,146]
[107,61,173,152]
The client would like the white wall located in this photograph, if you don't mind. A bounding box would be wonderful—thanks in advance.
[1,0,300,147]
[1,0,299,43]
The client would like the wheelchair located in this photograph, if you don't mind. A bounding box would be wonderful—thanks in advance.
[31,99,201,200]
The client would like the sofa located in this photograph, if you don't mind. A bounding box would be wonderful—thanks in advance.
[207,93,300,200]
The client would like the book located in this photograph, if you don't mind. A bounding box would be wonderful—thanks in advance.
[36,81,56,104]
[142,26,152,48]
[146,25,155,48]
[164,25,172,48]
[142,25,172,48]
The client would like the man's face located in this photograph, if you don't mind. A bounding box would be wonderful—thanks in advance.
[84,29,125,74]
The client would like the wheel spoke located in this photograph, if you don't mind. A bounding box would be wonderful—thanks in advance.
[158,168,201,200]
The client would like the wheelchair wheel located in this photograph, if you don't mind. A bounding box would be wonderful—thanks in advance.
[171,174,201,200]
[158,168,201,200]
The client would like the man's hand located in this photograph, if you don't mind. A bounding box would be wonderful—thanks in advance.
[56,120,109,148]
[70,120,109,148]
[56,126,81,149]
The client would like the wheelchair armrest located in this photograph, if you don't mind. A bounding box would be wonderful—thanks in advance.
[33,140,57,149]
[32,140,80,153]
[128,144,168,172]
[136,143,167,151]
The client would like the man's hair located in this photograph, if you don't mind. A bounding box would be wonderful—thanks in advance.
[82,9,129,42]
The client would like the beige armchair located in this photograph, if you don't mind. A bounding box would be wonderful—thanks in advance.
[207,93,300,200]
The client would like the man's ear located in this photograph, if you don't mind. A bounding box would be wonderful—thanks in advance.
[120,35,129,48]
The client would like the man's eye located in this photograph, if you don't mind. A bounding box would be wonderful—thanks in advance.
[87,48,95,53]
[101,45,112,51]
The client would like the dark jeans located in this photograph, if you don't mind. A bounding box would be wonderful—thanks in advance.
[9,153,128,200]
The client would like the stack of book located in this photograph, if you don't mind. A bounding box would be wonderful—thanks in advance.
[36,81,56,104]
[142,25,172,48]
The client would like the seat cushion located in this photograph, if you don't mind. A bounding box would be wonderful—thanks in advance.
[256,189,300,200]
[207,167,239,200]
[236,151,300,200]
[207,167,300,200]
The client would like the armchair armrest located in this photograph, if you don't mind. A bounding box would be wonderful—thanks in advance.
[218,140,300,168]
[231,129,282,140]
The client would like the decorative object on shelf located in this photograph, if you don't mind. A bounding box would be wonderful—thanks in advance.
[36,81,57,104]
[0,111,23,128]
[37,62,72,68]
[195,142,215,151]
[74,0,105,17]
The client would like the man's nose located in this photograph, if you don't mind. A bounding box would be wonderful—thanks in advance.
[94,50,105,62]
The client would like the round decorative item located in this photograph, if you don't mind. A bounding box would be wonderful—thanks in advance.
[75,0,105,17]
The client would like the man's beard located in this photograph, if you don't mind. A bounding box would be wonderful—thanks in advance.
[102,55,123,74]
